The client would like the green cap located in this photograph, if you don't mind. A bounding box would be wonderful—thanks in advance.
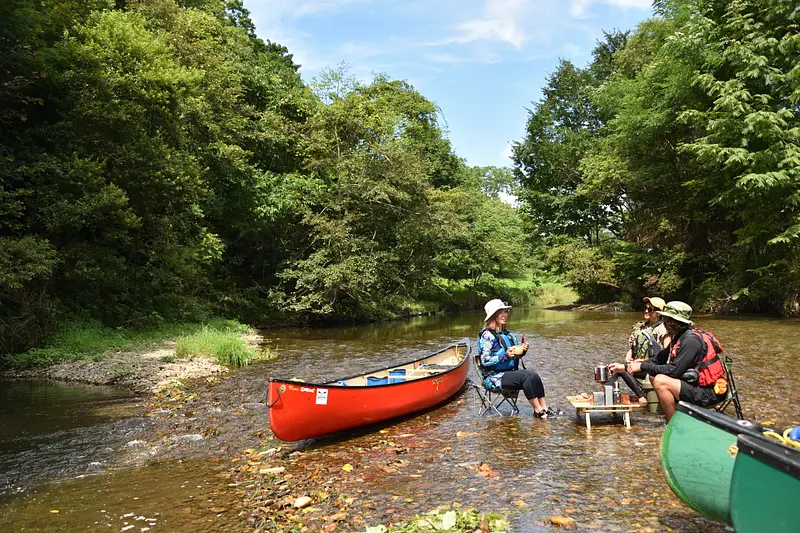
[657,301,694,325]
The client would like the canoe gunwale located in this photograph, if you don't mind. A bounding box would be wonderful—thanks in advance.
[737,434,800,480]
[267,338,471,389]
[676,401,762,437]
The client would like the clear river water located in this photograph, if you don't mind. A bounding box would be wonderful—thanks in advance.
[1,308,798,531]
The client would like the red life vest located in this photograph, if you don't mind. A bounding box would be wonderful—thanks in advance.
[669,328,725,387]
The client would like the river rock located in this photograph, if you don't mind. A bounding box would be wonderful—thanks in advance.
[293,496,313,508]
[168,434,204,443]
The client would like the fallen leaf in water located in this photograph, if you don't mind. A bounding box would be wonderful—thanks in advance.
[210,507,227,513]
[477,463,496,477]
[49,510,59,514]
[512,500,525,507]
[342,464,354,472]
[260,467,285,475]
[550,515,576,529]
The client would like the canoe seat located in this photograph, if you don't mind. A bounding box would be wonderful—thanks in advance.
[471,351,520,416]
[711,356,744,419]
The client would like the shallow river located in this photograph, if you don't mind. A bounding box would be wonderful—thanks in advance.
[2,308,798,531]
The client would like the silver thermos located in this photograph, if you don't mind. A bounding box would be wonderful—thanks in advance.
[604,384,613,405]
[613,381,621,404]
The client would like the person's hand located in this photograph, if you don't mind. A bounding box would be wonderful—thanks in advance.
[506,349,516,359]
[520,342,529,356]
[607,363,625,374]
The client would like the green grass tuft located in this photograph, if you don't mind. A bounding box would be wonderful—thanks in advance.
[174,325,267,368]
[534,281,578,306]
[3,318,264,369]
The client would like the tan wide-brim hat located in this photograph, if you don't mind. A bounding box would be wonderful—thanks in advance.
[643,296,666,311]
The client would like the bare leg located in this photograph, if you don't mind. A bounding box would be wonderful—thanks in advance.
[652,374,682,422]
[530,397,549,414]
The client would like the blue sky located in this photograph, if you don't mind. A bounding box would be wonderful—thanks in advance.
[244,0,654,168]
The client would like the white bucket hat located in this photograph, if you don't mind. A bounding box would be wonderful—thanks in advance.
[484,299,512,322]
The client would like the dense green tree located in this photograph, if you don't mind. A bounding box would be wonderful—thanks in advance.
[513,31,629,246]
[515,0,800,313]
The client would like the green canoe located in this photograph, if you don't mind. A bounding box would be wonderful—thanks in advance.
[660,401,763,525]
[730,434,800,533]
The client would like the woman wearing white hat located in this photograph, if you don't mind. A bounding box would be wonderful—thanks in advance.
[477,299,558,418]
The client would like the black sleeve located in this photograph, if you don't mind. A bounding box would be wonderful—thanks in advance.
[653,346,669,365]
[641,332,704,378]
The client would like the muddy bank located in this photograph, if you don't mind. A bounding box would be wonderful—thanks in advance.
[545,302,628,312]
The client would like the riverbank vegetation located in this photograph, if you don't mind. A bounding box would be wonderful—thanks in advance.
[513,0,800,315]
[1,0,797,358]
[3,318,264,369]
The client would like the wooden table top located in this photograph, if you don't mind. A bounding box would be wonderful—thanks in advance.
[566,395,645,412]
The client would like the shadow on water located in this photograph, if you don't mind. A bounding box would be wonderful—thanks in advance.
[1,308,798,532]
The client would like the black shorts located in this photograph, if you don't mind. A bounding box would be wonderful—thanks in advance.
[679,381,724,407]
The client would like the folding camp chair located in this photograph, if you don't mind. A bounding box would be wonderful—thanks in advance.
[472,351,520,416]
[712,355,744,419]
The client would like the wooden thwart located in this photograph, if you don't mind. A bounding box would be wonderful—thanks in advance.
[566,395,645,429]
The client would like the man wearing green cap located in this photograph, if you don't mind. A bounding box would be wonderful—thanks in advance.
[609,301,725,421]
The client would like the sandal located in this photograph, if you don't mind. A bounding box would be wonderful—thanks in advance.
[535,409,548,419]
[545,407,563,417]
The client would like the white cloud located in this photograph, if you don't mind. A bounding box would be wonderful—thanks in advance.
[451,0,530,48]
[500,144,513,160]
[570,0,592,18]
[498,191,519,207]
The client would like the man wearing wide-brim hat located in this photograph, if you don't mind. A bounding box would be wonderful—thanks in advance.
[609,301,726,421]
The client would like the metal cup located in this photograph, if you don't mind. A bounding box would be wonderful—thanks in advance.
[594,365,608,383]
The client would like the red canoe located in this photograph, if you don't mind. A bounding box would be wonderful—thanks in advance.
[267,339,471,441]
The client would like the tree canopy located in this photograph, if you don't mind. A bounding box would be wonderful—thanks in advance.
[0,0,533,354]
[514,0,799,314]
